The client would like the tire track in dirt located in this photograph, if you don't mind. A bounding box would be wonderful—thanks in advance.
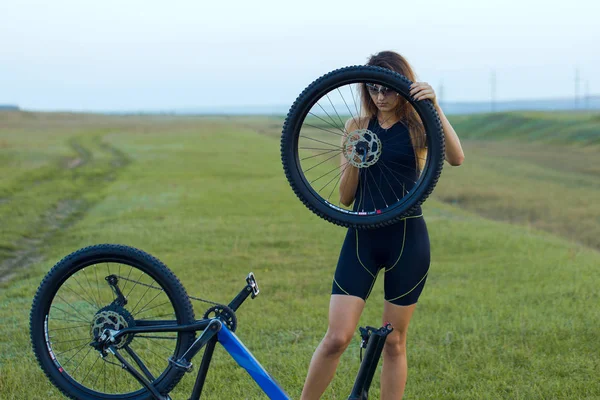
[0,136,130,283]
[0,137,91,209]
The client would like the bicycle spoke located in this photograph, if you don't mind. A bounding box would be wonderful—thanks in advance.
[310,162,344,185]
[326,93,346,129]
[299,135,342,149]
[50,324,89,332]
[71,273,99,309]
[376,162,401,202]
[51,317,92,324]
[67,345,94,372]
[93,265,104,306]
[134,300,171,318]
[384,157,421,172]
[364,168,376,209]
[304,151,344,174]
[83,268,101,308]
[121,266,134,296]
[137,313,176,320]
[337,87,359,132]
[56,342,91,358]
[349,83,361,121]
[51,301,91,324]
[379,160,417,185]
[301,148,341,161]
[63,280,96,309]
[300,146,343,151]
[367,167,388,208]
[383,146,427,161]
[80,352,102,385]
[137,336,176,355]
[303,123,346,138]
[132,291,164,317]
[308,111,347,135]
[326,163,349,201]
[130,282,153,315]
[316,101,345,134]
[51,337,91,345]
[126,270,145,299]
[92,356,104,390]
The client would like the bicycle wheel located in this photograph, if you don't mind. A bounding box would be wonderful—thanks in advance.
[281,65,445,229]
[30,244,196,400]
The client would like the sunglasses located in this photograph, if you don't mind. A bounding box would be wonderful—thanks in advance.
[365,83,397,97]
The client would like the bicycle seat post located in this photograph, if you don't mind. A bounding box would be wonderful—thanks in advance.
[347,324,393,400]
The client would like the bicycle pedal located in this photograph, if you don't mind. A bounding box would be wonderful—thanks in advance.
[168,356,193,372]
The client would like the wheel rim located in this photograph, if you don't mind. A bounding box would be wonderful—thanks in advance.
[41,259,186,397]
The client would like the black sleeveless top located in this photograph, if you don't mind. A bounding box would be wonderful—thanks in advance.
[352,117,422,216]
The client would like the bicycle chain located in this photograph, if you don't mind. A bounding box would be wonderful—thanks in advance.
[116,275,225,307]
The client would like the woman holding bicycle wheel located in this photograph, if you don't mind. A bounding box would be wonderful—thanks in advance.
[300,51,465,400]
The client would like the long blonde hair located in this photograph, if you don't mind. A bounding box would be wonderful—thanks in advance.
[359,51,427,173]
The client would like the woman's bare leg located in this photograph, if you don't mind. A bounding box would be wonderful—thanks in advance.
[300,295,365,400]
[380,301,417,400]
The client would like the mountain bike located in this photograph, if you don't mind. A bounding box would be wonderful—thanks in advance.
[30,244,392,399]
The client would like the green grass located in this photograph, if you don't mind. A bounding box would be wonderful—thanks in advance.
[433,111,600,251]
[0,111,599,399]
[448,111,600,145]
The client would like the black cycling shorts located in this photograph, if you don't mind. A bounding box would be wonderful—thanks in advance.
[331,214,430,306]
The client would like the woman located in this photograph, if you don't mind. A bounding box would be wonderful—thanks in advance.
[300,51,465,400]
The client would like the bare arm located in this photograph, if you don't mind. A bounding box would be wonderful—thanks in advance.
[434,104,464,166]
[410,82,465,166]
[339,119,361,207]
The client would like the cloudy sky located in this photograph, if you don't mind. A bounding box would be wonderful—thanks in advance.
[1,0,598,111]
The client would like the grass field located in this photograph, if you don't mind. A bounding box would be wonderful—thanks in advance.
[0,111,599,399]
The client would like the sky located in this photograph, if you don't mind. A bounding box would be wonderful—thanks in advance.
[1,0,599,111]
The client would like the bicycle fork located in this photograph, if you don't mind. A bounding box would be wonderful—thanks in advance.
[347,323,394,400]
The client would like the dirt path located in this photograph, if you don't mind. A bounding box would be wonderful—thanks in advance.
[0,136,129,283]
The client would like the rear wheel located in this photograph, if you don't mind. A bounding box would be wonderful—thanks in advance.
[30,244,195,399]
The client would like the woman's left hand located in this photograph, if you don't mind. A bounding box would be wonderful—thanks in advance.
[409,82,437,106]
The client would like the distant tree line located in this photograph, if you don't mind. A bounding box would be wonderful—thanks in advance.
[0,105,20,111]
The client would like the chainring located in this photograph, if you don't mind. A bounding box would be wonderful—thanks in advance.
[203,305,237,332]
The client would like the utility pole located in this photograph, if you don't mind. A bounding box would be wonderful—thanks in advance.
[575,67,580,109]
[584,80,590,110]
[490,69,496,112]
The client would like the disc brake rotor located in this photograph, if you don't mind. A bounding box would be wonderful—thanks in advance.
[90,305,135,349]
[342,129,382,168]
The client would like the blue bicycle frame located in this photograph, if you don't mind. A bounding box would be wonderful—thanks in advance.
[218,325,290,399]
[108,273,391,400]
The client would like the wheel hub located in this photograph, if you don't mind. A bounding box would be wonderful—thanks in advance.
[342,129,382,168]
[90,304,135,348]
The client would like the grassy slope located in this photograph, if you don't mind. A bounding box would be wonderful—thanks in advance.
[436,111,600,251]
[448,111,600,145]
[0,112,598,399]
